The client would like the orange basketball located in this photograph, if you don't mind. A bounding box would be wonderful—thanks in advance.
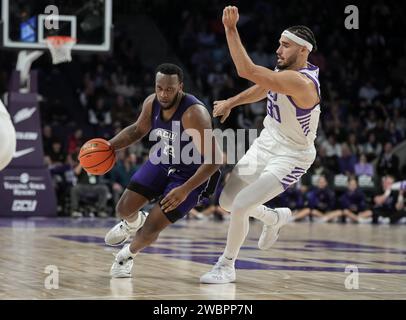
[78,138,116,175]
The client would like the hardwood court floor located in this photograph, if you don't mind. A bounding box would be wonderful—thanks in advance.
[0,217,405,300]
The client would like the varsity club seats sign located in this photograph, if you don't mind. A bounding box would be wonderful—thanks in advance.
[0,91,56,216]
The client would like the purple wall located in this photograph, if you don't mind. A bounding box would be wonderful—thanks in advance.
[7,92,45,168]
[0,168,57,216]
[0,71,57,216]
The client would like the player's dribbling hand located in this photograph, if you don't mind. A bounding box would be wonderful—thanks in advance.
[222,6,239,30]
[213,100,232,123]
[160,186,189,213]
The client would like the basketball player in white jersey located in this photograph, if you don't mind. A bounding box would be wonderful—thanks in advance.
[0,99,16,171]
[200,6,321,283]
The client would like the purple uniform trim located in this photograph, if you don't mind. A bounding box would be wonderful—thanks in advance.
[300,72,321,97]
[298,62,319,71]
[280,167,307,190]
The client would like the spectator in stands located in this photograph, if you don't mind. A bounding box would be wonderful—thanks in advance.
[338,143,356,175]
[393,109,406,134]
[346,133,361,156]
[354,153,374,177]
[361,132,382,161]
[42,125,54,156]
[372,119,390,144]
[387,121,404,146]
[358,81,380,103]
[113,74,136,98]
[250,42,273,68]
[293,175,336,221]
[372,175,406,224]
[320,177,372,223]
[320,134,341,172]
[46,148,75,215]
[376,142,400,179]
[88,97,112,127]
[67,129,84,156]
[302,150,333,187]
[70,160,110,218]
[277,183,304,214]
[111,95,137,127]
[109,151,139,209]
[322,134,342,158]
[48,140,66,166]
[79,75,95,110]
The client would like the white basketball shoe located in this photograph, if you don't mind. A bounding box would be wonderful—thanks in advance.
[105,211,148,246]
[258,207,292,250]
[110,244,134,278]
[200,256,236,284]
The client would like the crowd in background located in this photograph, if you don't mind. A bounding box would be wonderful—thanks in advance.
[0,0,405,223]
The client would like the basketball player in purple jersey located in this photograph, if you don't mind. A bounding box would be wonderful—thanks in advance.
[201,6,321,283]
[104,63,221,277]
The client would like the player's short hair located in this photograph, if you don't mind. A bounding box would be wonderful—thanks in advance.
[155,63,184,83]
[286,25,317,52]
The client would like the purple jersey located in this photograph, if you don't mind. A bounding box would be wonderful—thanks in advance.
[339,189,367,212]
[308,187,336,211]
[149,93,205,176]
[127,93,217,223]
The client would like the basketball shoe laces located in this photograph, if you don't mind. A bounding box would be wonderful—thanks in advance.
[211,258,233,277]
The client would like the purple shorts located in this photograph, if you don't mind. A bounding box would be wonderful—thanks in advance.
[127,160,209,223]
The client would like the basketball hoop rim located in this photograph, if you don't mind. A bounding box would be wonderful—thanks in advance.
[46,36,77,47]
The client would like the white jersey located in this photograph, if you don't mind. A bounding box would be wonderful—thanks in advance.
[263,62,321,151]
[0,99,16,171]
[0,99,10,117]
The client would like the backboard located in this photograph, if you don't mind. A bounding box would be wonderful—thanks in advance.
[1,0,112,52]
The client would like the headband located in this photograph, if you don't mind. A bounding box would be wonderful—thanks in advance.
[281,30,313,52]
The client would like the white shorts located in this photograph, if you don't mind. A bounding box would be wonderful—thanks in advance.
[0,112,16,171]
[234,128,316,188]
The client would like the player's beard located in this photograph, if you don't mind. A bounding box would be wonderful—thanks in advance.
[277,54,297,70]
[160,92,180,110]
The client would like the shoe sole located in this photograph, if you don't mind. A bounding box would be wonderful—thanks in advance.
[111,272,132,278]
[200,277,236,284]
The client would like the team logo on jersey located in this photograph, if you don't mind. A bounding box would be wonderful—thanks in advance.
[155,129,177,141]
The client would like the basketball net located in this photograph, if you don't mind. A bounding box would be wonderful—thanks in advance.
[46,36,76,64]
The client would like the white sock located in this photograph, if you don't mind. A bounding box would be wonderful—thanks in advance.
[249,205,278,225]
[121,245,138,260]
[222,173,284,260]
[221,255,235,266]
[125,212,142,229]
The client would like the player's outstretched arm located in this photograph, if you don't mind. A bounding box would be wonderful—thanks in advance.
[108,94,154,151]
[160,105,222,213]
[213,84,267,123]
[222,6,317,108]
